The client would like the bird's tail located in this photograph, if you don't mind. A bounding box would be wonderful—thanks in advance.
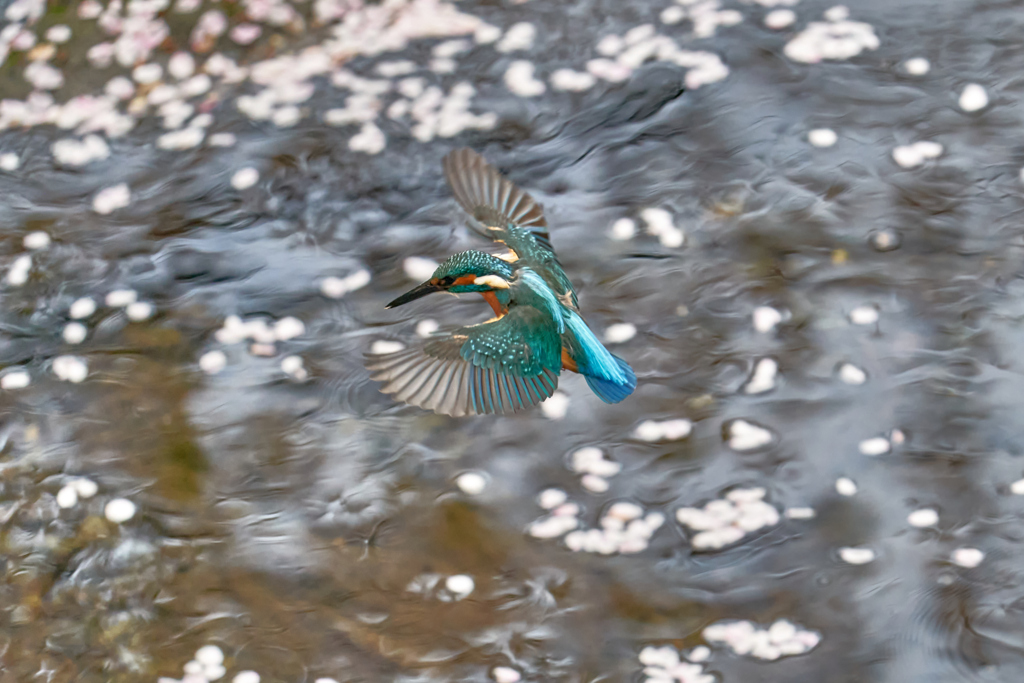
[564,312,637,404]
[583,356,637,403]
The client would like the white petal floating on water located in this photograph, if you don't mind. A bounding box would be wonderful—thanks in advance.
[904,57,930,75]
[208,133,236,148]
[52,355,87,383]
[824,5,850,21]
[608,502,644,522]
[528,514,578,539]
[808,128,838,147]
[157,128,205,151]
[474,23,502,44]
[199,350,227,375]
[132,63,163,84]
[951,547,984,568]
[610,217,636,240]
[604,323,636,344]
[0,153,20,171]
[232,672,261,683]
[445,574,474,597]
[914,140,943,159]
[785,506,816,520]
[571,447,621,477]
[68,297,96,320]
[280,356,308,381]
[1010,478,1024,495]
[753,306,783,333]
[273,317,305,341]
[56,485,78,509]
[908,508,939,527]
[839,546,875,565]
[839,363,867,385]
[504,60,546,97]
[126,302,154,321]
[195,645,224,667]
[415,319,439,338]
[835,477,858,496]
[496,22,536,53]
[491,667,521,683]
[1,370,30,390]
[849,305,879,325]
[231,167,259,190]
[72,478,98,498]
[661,6,686,24]
[46,25,72,43]
[272,106,302,128]
[538,488,568,510]
[596,34,624,56]
[541,392,570,419]
[765,9,796,29]
[634,418,692,442]
[7,254,31,286]
[456,472,487,495]
[92,183,131,215]
[639,645,680,669]
[63,322,87,344]
[104,497,136,523]
[870,229,901,252]
[349,122,386,155]
[744,358,778,394]
[892,145,924,169]
[581,474,610,493]
[54,136,110,167]
[370,340,405,355]
[727,420,774,451]
[586,58,633,83]
[168,52,195,80]
[959,83,989,112]
[320,270,371,299]
[23,231,50,250]
[639,207,686,247]
[550,68,596,92]
[105,289,137,307]
[688,645,712,662]
[403,256,438,282]
[859,436,890,456]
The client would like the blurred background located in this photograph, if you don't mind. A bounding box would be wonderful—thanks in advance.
[3,0,1024,681]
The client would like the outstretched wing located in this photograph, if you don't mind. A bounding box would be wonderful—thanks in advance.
[443,148,554,254]
[443,148,578,309]
[366,306,563,417]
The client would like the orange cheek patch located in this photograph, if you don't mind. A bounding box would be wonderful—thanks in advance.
[453,274,478,286]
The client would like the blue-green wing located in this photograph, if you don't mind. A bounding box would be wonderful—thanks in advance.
[443,148,579,309]
[366,306,562,417]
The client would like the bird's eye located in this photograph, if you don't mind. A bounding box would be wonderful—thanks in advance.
[441,276,456,286]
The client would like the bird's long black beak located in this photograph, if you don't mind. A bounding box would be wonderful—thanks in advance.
[386,281,442,309]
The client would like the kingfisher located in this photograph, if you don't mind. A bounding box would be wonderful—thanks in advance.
[366,148,636,417]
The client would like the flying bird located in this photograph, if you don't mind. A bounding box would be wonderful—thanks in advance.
[366,148,636,416]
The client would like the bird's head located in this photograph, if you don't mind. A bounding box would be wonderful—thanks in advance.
[386,250,514,309]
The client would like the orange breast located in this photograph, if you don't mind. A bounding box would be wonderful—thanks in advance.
[480,291,507,317]
[561,347,578,373]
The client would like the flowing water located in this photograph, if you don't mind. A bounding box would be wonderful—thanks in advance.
[3,0,1024,681]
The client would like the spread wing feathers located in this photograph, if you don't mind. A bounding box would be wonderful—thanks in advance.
[366,306,563,417]
[443,148,554,254]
